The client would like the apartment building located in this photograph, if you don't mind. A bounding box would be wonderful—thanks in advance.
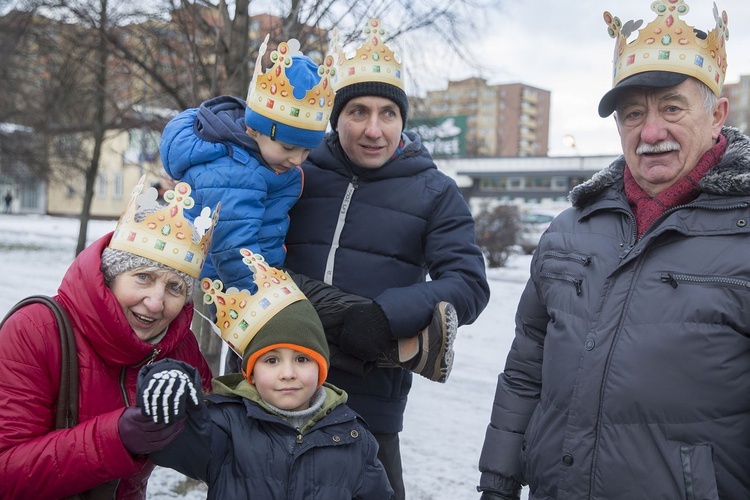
[723,74,750,133]
[413,77,551,157]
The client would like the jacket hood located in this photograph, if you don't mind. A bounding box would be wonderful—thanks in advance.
[195,96,258,152]
[55,233,195,367]
[569,127,750,207]
[161,96,264,180]
[308,129,436,180]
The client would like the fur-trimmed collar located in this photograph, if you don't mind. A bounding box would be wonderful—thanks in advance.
[569,127,750,207]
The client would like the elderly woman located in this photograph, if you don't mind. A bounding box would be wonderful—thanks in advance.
[0,178,217,499]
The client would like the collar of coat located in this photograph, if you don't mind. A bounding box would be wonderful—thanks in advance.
[569,126,750,207]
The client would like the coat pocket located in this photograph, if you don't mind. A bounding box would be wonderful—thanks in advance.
[680,443,719,500]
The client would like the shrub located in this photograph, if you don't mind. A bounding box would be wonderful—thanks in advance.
[474,202,519,268]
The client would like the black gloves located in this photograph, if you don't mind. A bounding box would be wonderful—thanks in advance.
[136,359,203,425]
[339,302,393,362]
[118,406,186,455]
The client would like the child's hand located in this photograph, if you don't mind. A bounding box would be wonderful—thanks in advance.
[136,359,203,425]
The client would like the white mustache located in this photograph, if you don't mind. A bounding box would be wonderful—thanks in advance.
[636,141,681,155]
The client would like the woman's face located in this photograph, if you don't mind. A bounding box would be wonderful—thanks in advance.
[110,268,188,341]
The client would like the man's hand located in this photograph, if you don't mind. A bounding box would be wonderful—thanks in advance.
[136,359,202,425]
[339,303,393,362]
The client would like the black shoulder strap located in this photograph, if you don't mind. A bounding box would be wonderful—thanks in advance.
[1,295,79,429]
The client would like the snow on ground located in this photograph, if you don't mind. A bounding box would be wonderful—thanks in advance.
[0,213,532,499]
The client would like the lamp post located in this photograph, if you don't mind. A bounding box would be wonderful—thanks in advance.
[563,134,583,169]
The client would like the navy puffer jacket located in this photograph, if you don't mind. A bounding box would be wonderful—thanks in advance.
[285,131,489,433]
[479,127,750,499]
[151,377,392,499]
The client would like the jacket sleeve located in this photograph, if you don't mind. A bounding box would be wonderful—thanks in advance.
[356,426,395,499]
[0,309,144,498]
[149,399,229,484]
[375,178,490,337]
[191,163,267,289]
[478,274,547,490]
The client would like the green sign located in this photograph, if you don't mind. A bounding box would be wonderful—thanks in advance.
[408,115,466,158]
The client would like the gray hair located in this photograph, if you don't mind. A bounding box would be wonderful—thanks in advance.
[695,80,718,114]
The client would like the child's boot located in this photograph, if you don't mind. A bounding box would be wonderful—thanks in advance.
[378,302,457,383]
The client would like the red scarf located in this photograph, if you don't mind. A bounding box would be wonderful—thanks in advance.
[624,134,727,239]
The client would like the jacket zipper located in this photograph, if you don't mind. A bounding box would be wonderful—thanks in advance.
[661,272,750,289]
[119,348,161,405]
[538,271,583,295]
[545,250,591,266]
[323,175,358,285]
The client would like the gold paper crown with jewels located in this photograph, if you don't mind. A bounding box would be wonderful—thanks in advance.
[330,18,405,92]
[604,0,729,96]
[108,175,220,278]
[246,35,336,133]
[201,250,306,357]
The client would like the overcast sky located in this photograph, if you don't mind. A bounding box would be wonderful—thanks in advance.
[414,0,750,156]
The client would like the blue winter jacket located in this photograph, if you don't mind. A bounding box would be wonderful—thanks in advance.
[284,131,490,433]
[160,95,302,289]
[150,375,393,499]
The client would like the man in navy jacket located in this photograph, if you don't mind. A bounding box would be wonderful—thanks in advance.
[285,18,490,500]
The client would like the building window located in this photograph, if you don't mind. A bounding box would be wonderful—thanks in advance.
[479,177,508,192]
[526,177,551,188]
[551,176,568,190]
[113,172,124,198]
[96,172,107,198]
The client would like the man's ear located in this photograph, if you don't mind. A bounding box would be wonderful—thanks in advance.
[246,126,259,138]
[711,98,729,140]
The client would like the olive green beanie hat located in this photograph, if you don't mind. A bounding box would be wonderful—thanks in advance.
[241,300,330,387]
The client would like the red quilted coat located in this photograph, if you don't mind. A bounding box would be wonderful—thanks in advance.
[0,233,212,499]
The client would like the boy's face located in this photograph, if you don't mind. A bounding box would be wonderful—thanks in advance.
[247,127,311,174]
[251,347,319,411]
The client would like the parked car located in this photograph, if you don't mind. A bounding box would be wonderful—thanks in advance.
[516,209,558,254]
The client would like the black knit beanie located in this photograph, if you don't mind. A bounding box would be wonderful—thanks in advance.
[242,300,330,387]
[330,81,409,131]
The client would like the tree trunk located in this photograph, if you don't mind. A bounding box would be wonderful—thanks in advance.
[75,0,109,256]
[225,0,250,99]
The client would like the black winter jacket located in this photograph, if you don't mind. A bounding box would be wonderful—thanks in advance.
[479,127,750,499]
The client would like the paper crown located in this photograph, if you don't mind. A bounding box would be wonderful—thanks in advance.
[246,35,336,133]
[330,18,405,92]
[201,250,306,357]
[604,0,729,96]
[108,175,220,278]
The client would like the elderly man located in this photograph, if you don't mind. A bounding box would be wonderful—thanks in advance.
[285,19,490,499]
[477,2,750,499]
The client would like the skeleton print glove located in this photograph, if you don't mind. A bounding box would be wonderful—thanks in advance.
[136,359,203,425]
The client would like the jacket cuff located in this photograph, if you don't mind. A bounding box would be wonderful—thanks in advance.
[478,472,523,494]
